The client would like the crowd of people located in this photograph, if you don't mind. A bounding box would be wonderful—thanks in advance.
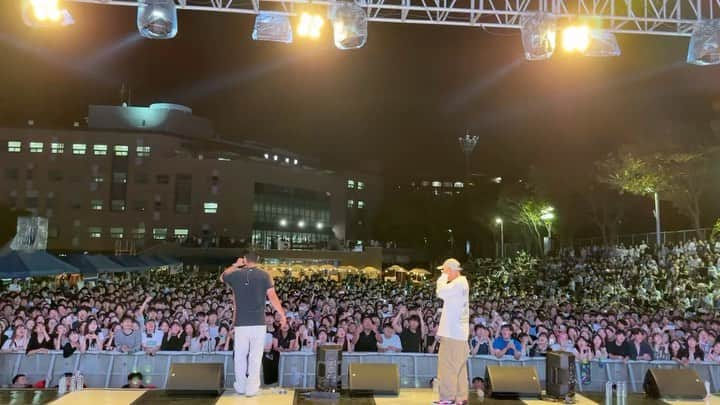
[1,239,720,387]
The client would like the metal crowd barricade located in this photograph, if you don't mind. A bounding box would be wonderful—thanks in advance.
[278,353,720,392]
[3,352,720,392]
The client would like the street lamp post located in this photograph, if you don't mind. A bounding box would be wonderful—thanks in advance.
[495,217,504,258]
[540,206,555,254]
[653,191,661,247]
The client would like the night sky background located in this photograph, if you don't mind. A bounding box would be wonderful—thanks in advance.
[1,2,720,236]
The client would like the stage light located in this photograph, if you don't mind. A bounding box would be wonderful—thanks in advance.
[279,219,288,227]
[688,19,720,65]
[520,12,556,61]
[22,0,74,28]
[297,12,324,39]
[562,25,590,53]
[137,0,178,39]
[583,29,620,57]
[273,155,278,161]
[293,159,299,165]
[316,222,323,230]
[253,12,293,44]
[298,220,306,229]
[331,2,367,50]
[264,153,269,159]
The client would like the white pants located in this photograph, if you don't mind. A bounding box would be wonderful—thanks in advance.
[233,325,266,395]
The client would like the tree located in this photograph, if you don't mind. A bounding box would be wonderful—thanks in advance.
[497,184,553,254]
[659,151,710,233]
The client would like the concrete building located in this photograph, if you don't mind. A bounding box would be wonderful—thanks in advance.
[0,104,382,253]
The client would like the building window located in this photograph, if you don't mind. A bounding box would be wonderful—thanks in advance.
[135,172,148,184]
[156,175,170,185]
[72,144,87,155]
[358,200,365,209]
[93,144,108,156]
[92,176,104,183]
[88,227,102,239]
[133,200,146,212]
[110,227,124,239]
[29,142,44,153]
[112,172,128,184]
[91,200,104,211]
[114,145,129,156]
[203,202,218,214]
[5,168,18,181]
[453,182,464,188]
[357,181,365,190]
[136,145,151,157]
[175,204,190,214]
[7,141,21,153]
[153,228,168,240]
[174,228,189,239]
[347,200,354,208]
[111,200,126,212]
[431,181,442,188]
[48,170,63,182]
[132,227,146,239]
[347,180,355,189]
[24,197,39,209]
[51,143,64,154]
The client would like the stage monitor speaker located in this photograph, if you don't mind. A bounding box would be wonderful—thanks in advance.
[643,368,705,400]
[316,344,342,392]
[485,365,542,399]
[166,363,224,395]
[546,351,576,398]
[348,363,400,395]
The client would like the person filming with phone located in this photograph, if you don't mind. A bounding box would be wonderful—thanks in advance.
[220,251,286,397]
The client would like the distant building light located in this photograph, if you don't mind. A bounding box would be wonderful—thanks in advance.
[29,142,44,153]
[273,155,278,161]
[431,181,442,188]
[357,201,365,209]
[279,218,288,227]
[203,202,219,214]
[7,141,22,153]
[293,159,299,165]
[347,180,355,189]
[421,181,430,187]
[453,182,464,188]
[264,153,270,159]
[298,220,306,228]
[113,145,129,157]
[492,176,503,184]
[284,157,290,164]
[217,157,231,161]
[442,182,452,188]
[316,222,323,230]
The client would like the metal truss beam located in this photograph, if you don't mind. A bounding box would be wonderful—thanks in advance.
[68,0,720,37]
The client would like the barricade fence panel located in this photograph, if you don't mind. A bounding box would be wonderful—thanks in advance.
[2,352,720,392]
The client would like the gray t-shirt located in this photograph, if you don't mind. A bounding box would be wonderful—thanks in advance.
[223,267,273,327]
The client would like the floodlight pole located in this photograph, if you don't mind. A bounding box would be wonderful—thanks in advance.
[654,191,661,248]
[458,130,479,178]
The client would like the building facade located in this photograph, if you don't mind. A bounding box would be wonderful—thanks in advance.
[0,104,382,252]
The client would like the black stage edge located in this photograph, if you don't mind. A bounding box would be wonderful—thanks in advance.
[130,390,223,405]
[293,389,376,405]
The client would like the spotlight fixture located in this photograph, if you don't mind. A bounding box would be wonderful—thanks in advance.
[520,12,556,61]
[297,11,324,39]
[688,19,720,65]
[583,29,621,57]
[316,222,324,230]
[331,2,368,50]
[22,0,74,28]
[253,12,293,43]
[298,220,306,229]
[273,155,278,161]
[284,157,290,164]
[137,0,178,39]
[562,25,590,53]
[264,153,269,159]
[293,159,299,165]
[562,25,620,57]
[279,219,288,227]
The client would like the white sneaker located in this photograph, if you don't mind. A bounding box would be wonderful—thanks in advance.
[245,391,259,397]
[233,382,245,395]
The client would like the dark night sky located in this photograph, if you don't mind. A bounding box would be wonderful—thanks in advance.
[1,2,720,182]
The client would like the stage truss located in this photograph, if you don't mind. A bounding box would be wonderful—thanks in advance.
[69,0,720,37]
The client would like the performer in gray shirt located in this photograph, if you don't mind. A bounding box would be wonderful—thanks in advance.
[220,251,286,397]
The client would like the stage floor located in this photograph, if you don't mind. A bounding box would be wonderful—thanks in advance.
[37,389,720,405]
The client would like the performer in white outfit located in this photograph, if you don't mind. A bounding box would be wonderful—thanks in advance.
[434,258,470,405]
